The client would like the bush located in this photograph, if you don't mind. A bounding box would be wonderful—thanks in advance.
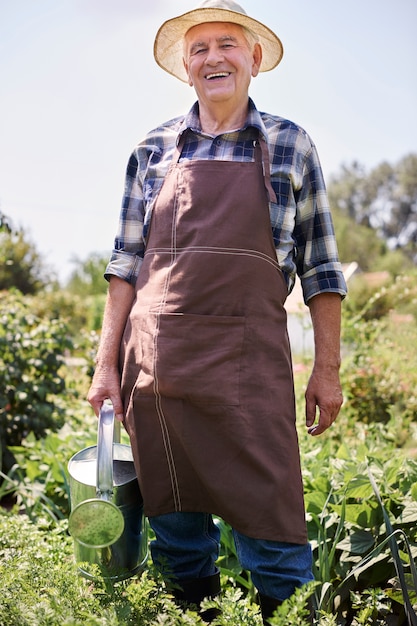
[0,291,74,473]
[341,275,417,426]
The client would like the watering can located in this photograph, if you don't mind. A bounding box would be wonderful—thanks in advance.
[68,404,148,581]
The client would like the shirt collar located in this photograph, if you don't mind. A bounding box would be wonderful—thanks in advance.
[176,98,269,144]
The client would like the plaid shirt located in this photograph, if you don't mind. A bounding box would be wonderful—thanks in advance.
[105,99,347,303]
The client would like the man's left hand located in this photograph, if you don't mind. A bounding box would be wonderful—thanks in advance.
[305,367,343,436]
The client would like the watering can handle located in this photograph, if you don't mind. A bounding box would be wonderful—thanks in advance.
[97,404,114,498]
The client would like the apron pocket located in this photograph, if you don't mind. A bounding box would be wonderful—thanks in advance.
[138,313,244,406]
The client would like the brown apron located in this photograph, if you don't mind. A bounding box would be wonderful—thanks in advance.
[121,134,307,544]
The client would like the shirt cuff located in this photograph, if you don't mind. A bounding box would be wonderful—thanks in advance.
[104,252,143,285]
[301,263,348,304]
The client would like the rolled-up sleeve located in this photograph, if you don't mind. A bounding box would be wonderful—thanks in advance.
[294,145,347,303]
[104,151,145,285]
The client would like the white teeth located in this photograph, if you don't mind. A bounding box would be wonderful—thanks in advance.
[206,72,229,80]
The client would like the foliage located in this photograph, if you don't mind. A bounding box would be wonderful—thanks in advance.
[1,260,417,623]
[299,419,417,622]
[0,407,92,521]
[0,291,74,474]
[0,511,266,626]
[0,210,54,293]
[14,287,106,338]
[3,399,417,624]
[0,514,105,626]
[331,205,395,273]
[66,252,110,297]
[341,275,417,424]
[343,271,417,321]
[328,153,417,264]
[216,517,255,597]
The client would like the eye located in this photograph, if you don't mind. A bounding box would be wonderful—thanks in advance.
[191,46,207,56]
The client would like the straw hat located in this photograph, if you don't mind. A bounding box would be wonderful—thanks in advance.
[154,0,284,83]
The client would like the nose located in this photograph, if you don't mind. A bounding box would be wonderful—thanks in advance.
[205,44,224,66]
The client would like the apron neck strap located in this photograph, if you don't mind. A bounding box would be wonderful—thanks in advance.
[259,137,277,205]
[173,130,277,205]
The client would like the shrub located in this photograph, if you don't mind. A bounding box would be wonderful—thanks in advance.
[341,275,417,426]
[0,291,73,473]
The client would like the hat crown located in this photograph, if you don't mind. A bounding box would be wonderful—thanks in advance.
[197,0,248,16]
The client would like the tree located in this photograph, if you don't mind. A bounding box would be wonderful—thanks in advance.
[65,252,110,296]
[328,154,417,264]
[0,210,52,293]
[387,153,417,256]
[331,206,390,273]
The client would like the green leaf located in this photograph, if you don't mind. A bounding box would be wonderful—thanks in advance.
[345,475,374,499]
[398,500,417,524]
[336,529,375,555]
[331,501,381,528]
[304,490,330,516]
[335,442,351,460]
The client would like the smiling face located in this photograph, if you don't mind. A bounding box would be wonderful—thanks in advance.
[183,22,262,111]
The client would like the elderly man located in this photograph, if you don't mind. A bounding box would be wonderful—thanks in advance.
[88,1,347,623]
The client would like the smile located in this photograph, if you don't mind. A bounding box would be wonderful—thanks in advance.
[205,72,231,80]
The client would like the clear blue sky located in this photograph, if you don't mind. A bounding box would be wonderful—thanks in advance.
[1,0,416,283]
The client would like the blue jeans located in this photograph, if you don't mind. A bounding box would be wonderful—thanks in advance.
[149,512,313,601]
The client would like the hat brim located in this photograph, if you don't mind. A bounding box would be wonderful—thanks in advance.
[154,7,284,83]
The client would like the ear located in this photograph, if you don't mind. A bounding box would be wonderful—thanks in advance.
[183,58,193,86]
[251,42,262,78]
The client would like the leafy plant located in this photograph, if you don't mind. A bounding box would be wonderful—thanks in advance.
[0,211,52,293]
[2,263,417,623]
[341,276,417,426]
[0,511,266,626]
[299,418,417,622]
[0,291,74,475]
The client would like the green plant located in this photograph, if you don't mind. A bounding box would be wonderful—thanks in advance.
[0,212,52,293]
[1,399,98,521]
[215,517,255,597]
[0,291,74,475]
[0,511,266,626]
[349,588,391,625]
[298,416,417,622]
[341,277,417,426]
[2,276,417,624]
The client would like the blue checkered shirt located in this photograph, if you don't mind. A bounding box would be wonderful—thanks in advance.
[105,99,347,303]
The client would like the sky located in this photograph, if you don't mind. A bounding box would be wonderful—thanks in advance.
[1,0,416,284]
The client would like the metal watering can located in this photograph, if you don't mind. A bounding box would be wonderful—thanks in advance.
[68,404,148,581]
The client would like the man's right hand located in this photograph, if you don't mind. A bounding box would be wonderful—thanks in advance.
[87,364,125,421]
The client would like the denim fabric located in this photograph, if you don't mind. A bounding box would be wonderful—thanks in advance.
[149,512,221,580]
[149,512,313,600]
[232,528,314,599]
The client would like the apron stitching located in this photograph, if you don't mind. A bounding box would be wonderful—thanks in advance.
[151,171,183,511]
[154,391,182,510]
[145,246,282,272]
[152,317,182,510]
